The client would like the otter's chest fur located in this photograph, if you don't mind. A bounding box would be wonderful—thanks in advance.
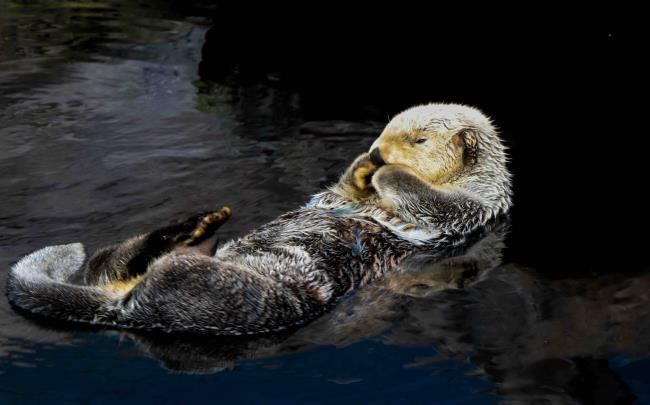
[214,208,415,303]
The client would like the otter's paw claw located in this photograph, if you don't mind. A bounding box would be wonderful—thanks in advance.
[183,206,232,246]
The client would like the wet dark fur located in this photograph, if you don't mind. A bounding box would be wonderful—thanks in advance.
[7,173,494,335]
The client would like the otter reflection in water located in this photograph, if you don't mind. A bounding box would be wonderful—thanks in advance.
[113,224,647,403]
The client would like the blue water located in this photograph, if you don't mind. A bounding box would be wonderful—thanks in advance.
[0,1,646,404]
[1,335,497,404]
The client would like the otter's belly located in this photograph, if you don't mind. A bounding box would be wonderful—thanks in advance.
[214,208,414,298]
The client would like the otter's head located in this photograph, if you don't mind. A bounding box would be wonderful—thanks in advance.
[370,103,512,213]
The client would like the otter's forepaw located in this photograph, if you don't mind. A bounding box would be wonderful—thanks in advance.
[179,206,232,246]
[352,158,379,192]
[371,164,417,189]
[338,152,380,201]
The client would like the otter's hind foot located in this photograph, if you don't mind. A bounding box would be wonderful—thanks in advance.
[181,206,232,246]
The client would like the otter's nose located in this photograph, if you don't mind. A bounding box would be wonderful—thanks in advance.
[370,148,386,166]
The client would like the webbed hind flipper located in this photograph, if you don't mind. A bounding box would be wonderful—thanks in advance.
[180,206,232,246]
[85,206,232,286]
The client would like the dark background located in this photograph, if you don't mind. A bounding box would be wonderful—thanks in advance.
[191,3,635,278]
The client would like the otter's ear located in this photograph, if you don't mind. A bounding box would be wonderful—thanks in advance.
[452,129,478,165]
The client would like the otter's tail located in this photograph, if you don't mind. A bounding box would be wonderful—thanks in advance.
[6,243,116,325]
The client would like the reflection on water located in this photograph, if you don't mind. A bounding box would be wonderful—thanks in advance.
[1,1,648,403]
[123,223,650,405]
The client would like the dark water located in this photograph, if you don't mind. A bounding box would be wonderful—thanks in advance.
[0,2,646,404]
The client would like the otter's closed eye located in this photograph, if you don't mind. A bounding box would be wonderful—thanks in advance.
[415,138,427,144]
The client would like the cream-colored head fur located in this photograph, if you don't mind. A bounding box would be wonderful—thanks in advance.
[370,103,512,213]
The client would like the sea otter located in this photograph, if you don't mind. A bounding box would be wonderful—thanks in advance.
[6,103,512,335]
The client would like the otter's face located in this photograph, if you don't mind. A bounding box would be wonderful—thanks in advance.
[369,126,477,185]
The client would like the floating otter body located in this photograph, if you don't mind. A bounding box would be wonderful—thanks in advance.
[6,103,512,335]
